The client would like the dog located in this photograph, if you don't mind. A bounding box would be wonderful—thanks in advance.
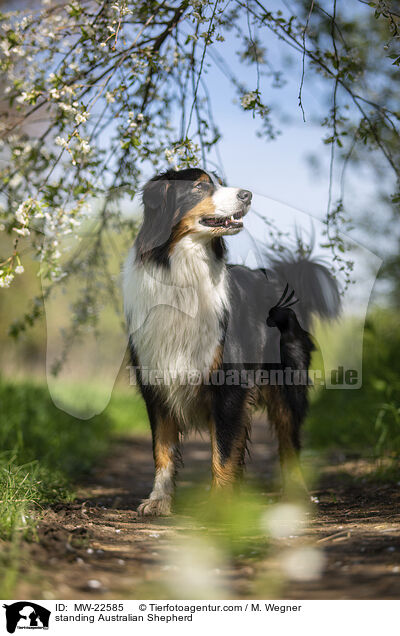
[123,168,340,515]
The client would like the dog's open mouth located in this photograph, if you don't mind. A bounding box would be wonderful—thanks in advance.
[200,211,244,229]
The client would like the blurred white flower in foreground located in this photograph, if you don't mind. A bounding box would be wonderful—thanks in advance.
[261,503,307,539]
[165,537,228,598]
[281,546,326,582]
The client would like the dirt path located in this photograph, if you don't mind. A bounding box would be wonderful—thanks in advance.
[15,423,400,600]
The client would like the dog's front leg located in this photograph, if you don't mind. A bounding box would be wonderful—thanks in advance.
[138,413,179,516]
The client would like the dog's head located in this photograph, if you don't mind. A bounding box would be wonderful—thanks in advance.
[136,168,252,264]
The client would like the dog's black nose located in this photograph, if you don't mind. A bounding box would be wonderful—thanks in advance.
[237,189,252,204]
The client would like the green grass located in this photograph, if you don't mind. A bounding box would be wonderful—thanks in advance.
[107,388,149,433]
[306,309,400,461]
[49,379,150,434]
[0,377,148,541]
[0,376,149,596]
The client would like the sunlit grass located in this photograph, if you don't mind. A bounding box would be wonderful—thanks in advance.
[0,377,148,542]
[0,455,72,598]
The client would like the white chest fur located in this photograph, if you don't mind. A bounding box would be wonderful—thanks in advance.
[123,237,228,417]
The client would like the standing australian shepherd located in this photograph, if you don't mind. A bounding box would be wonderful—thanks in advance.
[123,168,340,515]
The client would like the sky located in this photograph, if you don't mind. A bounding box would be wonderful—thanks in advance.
[169,12,385,309]
[197,9,382,236]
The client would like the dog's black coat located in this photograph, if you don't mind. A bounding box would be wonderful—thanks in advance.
[125,168,340,512]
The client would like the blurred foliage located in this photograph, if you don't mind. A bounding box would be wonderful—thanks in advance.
[306,308,400,458]
[175,484,270,558]
[0,376,148,542]
[0,378,109,474]
[135,486,317,599]
[0,0,399,350]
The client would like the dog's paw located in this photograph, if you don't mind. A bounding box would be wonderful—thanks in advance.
[137,496,172,517]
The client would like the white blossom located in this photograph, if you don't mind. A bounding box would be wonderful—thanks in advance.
[55,136,68,148]
[59,103,77,115]
[75,112,88,125]
[0,274,14,288]
[15,202,28,224]
[13,227,30,237]
[241,91,258,109]
[9,173,23,188]
[80,140,91,154]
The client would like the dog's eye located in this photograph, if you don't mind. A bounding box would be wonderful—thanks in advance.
[194,183,203,191]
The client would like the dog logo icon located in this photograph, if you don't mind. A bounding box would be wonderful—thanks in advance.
[3,602,50,633]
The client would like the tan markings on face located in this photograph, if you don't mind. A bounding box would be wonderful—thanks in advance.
[185,196,216,221]
[169,196,216,251]
[195,173,213,184]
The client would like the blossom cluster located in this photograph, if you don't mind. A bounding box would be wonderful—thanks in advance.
[0,0,365,335]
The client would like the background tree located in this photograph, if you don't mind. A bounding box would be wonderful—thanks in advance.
[0,0,398,343]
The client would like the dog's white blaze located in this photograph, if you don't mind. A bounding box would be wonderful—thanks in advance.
[123,235,228,423]
[211,186,243,216]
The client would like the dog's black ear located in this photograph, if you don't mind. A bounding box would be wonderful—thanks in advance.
[142,178,170,210]
[137,177,176,263]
